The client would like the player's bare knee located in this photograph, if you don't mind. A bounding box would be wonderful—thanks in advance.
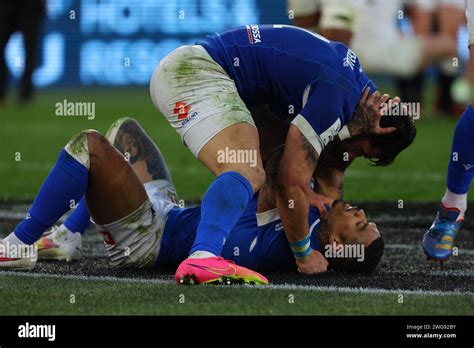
[84,130,109,154]
[251,165,266,191]
[85,130,131,180]
[64,129,118,170]
[64,130,101,170]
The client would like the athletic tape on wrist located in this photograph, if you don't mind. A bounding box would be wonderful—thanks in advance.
[289,232,312,259]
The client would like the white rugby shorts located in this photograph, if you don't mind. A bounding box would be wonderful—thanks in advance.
[149,45,255,158]
[95,180,177,269]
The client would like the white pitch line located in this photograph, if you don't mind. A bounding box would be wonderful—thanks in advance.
[250,283,474,296]
[0,270,173,285]
[1,271,472,296]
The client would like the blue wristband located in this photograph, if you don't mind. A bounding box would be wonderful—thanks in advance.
[289,232,312,259]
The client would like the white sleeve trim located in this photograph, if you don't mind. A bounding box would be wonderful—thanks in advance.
[309,218,321,236]
[338,125,351,141]
[291,114,324,155]
[256,208,281,226]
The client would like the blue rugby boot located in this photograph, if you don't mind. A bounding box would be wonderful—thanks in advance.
[423,203,463,261]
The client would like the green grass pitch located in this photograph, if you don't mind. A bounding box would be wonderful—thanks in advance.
[0,274,472,315]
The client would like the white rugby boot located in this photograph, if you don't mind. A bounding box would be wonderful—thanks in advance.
[36,225,82,262]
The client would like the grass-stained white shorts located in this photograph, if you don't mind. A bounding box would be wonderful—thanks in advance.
[95,180,177,269]
[150,45,255,158]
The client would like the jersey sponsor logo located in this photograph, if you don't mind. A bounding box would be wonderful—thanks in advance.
[246,24,261,44]
[343,48,357,70]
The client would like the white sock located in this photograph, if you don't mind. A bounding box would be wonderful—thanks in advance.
[3,232,26,246]
[188,250,216,259]
[442,189,467,219]
[46,225,82,249]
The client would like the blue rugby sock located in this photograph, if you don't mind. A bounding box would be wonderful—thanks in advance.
[14,149,89,244]
[190,171,253,256]
[64,196,92,235]
[447,104,474,194]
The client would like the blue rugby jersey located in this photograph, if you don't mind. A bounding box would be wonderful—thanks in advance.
[197,24,376,154]
[156,193,321,272]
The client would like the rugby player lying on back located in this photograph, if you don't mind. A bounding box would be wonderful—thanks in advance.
[1,118,391,282]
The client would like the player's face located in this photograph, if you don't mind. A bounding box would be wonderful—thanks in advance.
[325,200,380,247]
[341,137,379,159]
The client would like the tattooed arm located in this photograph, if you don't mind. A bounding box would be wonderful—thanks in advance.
[276,125,329,274]
[276,126,317,243]
[347,88,398,137]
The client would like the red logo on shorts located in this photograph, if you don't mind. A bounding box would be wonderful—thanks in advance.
[100,230,116,246]
[174,101,191,120]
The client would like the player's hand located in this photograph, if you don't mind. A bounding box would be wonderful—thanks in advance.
[308,191,333,215]
[296,249,329,275]
[348,87,398,137]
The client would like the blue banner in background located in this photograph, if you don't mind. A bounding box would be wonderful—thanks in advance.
[5,0,290,87]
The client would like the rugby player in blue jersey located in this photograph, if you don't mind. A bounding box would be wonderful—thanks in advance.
[1,117,385,281]
[149,25,415,280]
[1,26,415,283]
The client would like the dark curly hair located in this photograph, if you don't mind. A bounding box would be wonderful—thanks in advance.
[368,115,417,166]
